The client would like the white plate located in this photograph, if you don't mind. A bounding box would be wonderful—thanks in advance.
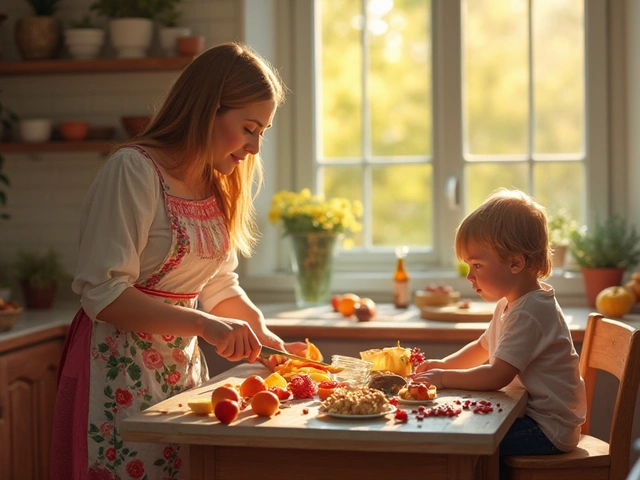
[319,404,397,419]
[396,397,436,405]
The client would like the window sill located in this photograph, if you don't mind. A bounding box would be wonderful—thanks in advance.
[240,269,589,307]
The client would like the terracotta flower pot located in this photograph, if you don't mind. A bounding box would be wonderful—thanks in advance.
[581,267,625,308]
[21,281,57,309]
[177,35,205,57]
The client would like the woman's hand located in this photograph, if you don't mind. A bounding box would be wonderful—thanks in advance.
[201,316,261,363]
[255,330,308,371]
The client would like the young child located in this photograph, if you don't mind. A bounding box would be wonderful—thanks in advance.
[412,188,586,463]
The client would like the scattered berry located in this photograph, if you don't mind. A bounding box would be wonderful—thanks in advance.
[394,409,409,423]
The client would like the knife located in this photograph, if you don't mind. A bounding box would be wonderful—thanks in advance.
[259,345,335,369]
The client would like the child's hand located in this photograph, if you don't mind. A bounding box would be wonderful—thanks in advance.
[413,359,445,373]
[411,369,445,389]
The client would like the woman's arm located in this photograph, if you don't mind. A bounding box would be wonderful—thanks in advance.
[98,287,261,362]
[210,294,308,355]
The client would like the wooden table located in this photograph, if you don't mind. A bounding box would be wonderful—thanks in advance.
[121,364,528,480]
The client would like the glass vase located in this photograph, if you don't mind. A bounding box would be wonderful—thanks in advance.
[288,232,341,308]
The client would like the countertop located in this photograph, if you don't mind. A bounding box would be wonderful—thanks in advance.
[3,302,640,353]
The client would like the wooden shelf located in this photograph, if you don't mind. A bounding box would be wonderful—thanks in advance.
[0,56,193,75]
[0,141,116,153]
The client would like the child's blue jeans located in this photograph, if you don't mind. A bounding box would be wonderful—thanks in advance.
[499,415,563,479]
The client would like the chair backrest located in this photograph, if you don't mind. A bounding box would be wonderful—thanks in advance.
[580,313,640,479]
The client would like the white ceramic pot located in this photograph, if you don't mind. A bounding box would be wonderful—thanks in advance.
[64,28,105,59]
[109,18,153,58]
[159,27,191,56]
[20,118,52,143]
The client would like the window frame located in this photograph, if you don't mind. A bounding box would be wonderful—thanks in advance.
[239,0,609,303]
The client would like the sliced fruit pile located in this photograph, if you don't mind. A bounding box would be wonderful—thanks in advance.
[187,340,344,424]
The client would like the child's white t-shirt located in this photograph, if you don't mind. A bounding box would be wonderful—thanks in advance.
[478,283,587,452]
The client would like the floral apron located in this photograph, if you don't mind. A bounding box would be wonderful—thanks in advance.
[53,147,231,480]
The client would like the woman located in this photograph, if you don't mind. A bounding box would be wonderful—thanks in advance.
[51,42,306,480]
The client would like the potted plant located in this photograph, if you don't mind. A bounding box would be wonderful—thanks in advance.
[90,0,178,58]
[548,208,578,269]
[14,248,69,309]
[64,14,105,59]
[569,215,640,307]
[15,0,63,60]
[157,2,190,57]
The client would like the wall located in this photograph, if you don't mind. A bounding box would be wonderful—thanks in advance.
[0,0,242,300]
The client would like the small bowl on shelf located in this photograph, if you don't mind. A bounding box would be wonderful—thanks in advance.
[0,302,23,333]
[177,35,205,57]
[121,116,151,138]
[20,118,52,143]
[58,121,89,141]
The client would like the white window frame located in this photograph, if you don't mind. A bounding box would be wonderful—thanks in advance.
[240,0,610,305]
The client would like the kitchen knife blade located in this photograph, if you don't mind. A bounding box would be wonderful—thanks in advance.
[259,345,334,368]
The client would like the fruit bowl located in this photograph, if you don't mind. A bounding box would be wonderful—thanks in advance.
[0,304,23,332]
[415,286,461,308]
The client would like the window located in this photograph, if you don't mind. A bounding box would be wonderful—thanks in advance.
[290,0,607,275]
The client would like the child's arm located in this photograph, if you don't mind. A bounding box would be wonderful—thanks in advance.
[414,358,519,391]
[414,339,488,373]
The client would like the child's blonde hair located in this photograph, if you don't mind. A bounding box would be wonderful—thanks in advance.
[455,188,553,279]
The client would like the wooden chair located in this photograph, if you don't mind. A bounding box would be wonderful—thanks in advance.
[503,313,640,480]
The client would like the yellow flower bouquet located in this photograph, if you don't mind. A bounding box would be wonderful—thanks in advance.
[268,188,363,237]
[269,189,363,307]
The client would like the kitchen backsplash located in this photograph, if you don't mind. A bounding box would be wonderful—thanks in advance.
[0,0,241,299]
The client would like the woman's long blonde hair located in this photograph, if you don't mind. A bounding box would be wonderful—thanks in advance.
[120,42,286,257]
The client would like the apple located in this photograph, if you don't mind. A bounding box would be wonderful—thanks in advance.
[214,399,240,425]
[330,294,342,312]
[354,298,376,322]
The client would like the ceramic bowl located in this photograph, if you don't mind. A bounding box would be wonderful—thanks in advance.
[20,118,52,143]
[121,116,151,138]
[58,121,89,141]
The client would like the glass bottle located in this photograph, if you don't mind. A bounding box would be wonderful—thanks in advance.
[393,246,410,308]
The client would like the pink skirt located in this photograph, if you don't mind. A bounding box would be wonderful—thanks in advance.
[50,308,92,480]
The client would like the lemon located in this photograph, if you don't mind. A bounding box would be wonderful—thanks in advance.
[308,372,333,383]
[187,397,213,415]
[264,372,288,388]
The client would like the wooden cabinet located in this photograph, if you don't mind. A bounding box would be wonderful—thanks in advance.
[0,336,65,480]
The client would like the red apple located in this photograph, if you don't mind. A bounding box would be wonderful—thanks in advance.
[214,399,240,425]
[330,294,342,312]
[354,298,376,322]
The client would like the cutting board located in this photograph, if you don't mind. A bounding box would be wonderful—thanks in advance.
[420,302,495,322]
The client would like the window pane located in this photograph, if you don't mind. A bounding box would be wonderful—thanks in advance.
[320,0,363,158]
[372,164,432,246]
[322,165,364,246]
[533,162,585,225]
[533,0,584,154]
[370,0,432,156]
[464,0,529,155]
[465,163,528,211]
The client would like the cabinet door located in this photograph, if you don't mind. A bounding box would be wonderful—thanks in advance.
[0,338,64,480]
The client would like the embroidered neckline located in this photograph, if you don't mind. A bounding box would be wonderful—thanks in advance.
[129,146,216,205]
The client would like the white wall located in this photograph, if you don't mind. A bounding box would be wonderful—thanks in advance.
[0,0,242,300]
